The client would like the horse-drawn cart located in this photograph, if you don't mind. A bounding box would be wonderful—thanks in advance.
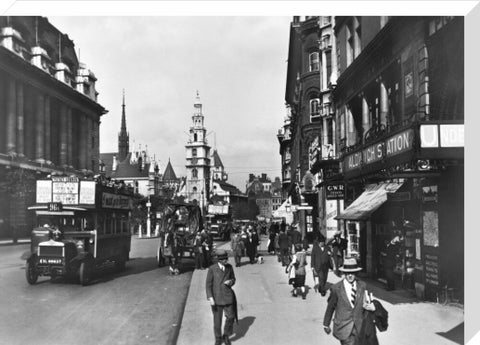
[156,203,203,274]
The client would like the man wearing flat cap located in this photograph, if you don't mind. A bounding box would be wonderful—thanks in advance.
[206,249,237,345]
[323,257,376,345]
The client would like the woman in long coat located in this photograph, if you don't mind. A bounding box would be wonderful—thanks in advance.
[287,243,308,299]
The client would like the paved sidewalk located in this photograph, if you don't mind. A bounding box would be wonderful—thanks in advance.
[177,236,464,345]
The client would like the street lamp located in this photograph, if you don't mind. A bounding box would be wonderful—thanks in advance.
[146,196,152,237]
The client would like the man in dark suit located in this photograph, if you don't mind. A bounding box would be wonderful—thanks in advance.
[323,257,376,345]
[310,235,331,296]
[278,228,290,266]
[206,249,237,345]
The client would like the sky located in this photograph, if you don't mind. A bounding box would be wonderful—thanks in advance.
[47,16,291,191]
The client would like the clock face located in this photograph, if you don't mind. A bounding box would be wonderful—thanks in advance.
[191,158,198,165]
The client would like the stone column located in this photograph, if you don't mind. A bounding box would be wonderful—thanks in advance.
[16,82,24,156]
[87,116,93,172]
[79,113,87,170]
[330,17,338,86]
[35,93,45,162]
[362,95,370,143]
[379,80,388,127]
[92,119,100,174]
[322,117,329,158]
[418,45,430,120]
[6,78,16,154]
[347,107,355,146]
[59,104,68,166]
[44,95,51,162]
[67,107,73,167]
[322,50,328,91]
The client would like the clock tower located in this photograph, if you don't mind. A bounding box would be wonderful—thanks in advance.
[185,91,211,212]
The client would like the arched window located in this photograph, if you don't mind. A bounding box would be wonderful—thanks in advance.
[309,51,320,72]
[192,168,198,179]
[192,148,197,157]
[310,97,321,122]
[194,133,198,142]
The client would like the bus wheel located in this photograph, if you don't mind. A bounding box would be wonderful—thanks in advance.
[79,261,92,286]
[26,258,38,285]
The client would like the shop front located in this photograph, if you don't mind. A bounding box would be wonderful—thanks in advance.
[336,121,464,301]
[336,181,404,277]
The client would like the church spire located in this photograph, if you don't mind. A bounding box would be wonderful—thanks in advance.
[118,89,130,162]
[121,89,126,131]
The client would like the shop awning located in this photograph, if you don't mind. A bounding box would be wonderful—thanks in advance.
[335,181,404,221]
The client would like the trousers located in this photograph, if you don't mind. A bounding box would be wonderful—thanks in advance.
[340,325,358,345]
[211,304,235,340]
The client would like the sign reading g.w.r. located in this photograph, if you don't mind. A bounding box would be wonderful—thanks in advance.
[326,183,345,200]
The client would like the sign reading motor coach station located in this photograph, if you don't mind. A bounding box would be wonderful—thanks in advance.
[343,129,414,173]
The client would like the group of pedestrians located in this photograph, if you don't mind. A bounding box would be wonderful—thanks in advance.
[193,228,214,270]
[230,225,260,266]
[204,220,390,345]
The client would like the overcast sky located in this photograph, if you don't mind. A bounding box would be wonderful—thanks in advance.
[47,16,291,191]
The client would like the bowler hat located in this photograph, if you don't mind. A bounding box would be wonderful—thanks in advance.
[339,257,362,273]
[215,249,228,260]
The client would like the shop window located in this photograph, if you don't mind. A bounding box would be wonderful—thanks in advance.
[309,51,320,72]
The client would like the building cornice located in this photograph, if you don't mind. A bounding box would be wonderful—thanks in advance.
[0,47,107,117]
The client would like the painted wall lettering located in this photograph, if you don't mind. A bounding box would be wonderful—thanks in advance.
[385,129,413,157]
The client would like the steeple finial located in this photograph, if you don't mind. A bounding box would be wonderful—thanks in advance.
[195,90,201,105]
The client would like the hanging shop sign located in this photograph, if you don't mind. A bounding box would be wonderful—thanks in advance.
[308,136,320,169]
[326,183,345,200]
[343,129,414,172]
[387,191,411,202]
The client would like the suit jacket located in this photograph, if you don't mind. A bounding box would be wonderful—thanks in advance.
[311,244,331,273]
[206,263,236,305]
[323,279,367,341]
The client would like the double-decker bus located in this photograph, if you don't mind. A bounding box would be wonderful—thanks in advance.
[23,175,135,286]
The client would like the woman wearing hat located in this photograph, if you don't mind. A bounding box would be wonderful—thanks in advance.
[323,257,376,345]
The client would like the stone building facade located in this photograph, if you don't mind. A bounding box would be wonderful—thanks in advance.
[0,16,106,239]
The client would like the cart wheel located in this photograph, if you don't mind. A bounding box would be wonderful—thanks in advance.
[26,258,38,285]
[79,261,92,286]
